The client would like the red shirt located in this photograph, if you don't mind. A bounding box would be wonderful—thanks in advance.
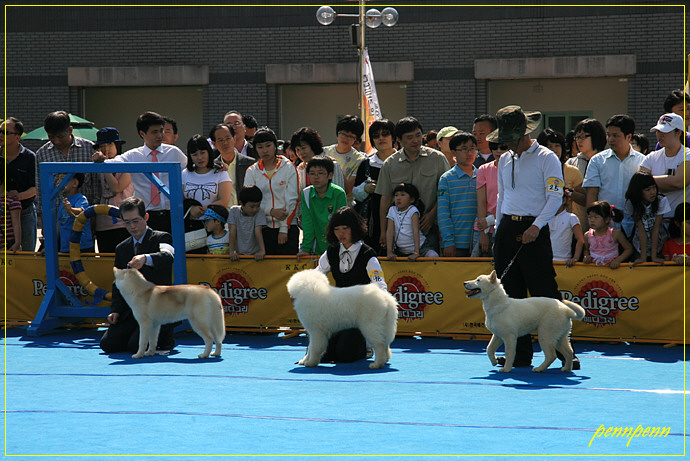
[662,238,690,258]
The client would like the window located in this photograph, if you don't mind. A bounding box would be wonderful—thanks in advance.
[543,112,592,135]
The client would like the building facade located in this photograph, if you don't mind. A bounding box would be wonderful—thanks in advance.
[5,3,686,150]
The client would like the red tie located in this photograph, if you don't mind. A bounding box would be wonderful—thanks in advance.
[150,149,160,206]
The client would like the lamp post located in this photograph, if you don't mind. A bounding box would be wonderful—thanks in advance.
[316,2,399,125]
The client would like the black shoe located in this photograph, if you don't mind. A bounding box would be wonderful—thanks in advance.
[157,339,176,351]
[496,357,531,367]
[571,356,581,370]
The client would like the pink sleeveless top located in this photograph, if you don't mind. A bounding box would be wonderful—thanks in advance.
[585,227,619,265]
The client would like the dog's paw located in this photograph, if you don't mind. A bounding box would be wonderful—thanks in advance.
[489,357,498,366]
[498,367,511,373]
[303,360,319,367]
[369,362,385,369]
[144,350,156,357]
[561,365,572,372]
[532,366,546,372]
[131,353,144,359]
[198,353,210,359]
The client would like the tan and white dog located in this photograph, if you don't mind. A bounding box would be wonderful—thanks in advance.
[113,267,225,359]
[464,271,585,372]
[287,269,398,369]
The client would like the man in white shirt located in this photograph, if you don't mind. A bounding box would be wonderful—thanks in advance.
[583,114,644,235]
[94,111,187,233]
[491,105,571,369]
[639,113,690,219]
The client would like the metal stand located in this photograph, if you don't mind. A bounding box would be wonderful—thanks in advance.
[28,161,187,336]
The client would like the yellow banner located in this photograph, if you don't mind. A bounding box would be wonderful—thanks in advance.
[2,254,686,343]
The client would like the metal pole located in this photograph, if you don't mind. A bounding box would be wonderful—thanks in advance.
[359,0,365,125]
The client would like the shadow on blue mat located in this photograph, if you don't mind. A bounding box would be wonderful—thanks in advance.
[471,369,592,390]
[288,363,399,376]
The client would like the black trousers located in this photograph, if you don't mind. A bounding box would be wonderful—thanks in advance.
[262,225,299,255]
[320,328,367,363]
[100,314,176,354]
[493,218,561,364]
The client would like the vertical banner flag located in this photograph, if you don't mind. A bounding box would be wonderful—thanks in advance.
[362,48,382,154]
[685,54,689,95]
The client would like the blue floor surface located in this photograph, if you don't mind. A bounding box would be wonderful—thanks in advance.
[3,327,687,459]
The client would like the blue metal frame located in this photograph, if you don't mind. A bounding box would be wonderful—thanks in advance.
[28,161,187,336]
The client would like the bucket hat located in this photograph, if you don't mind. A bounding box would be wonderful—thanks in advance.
[94,127,125,146]
[486,105,541,143]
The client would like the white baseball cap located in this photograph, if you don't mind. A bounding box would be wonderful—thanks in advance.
[650,113,684,133]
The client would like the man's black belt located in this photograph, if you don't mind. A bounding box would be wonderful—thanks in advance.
[505,214,535,222]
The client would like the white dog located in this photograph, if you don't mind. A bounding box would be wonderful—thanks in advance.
[113,267,225,359]
[464,271,585,372]
[286,269,398,369]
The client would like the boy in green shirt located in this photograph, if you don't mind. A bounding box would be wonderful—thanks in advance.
[297,157,347,256]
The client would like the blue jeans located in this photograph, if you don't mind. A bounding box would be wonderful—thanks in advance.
[20,202,37,252]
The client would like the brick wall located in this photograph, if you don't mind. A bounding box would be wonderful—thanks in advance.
[5,5,686,144]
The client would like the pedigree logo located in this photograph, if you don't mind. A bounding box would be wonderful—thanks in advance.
[201,269,267,316]
[388,271,443,321]
[560,275,639,327]
[32,270,88,299]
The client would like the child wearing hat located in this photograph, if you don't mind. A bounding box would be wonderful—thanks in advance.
[198,204,230,255]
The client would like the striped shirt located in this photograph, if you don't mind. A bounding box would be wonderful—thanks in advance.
[35,136,98,229]
[1,194,22,245]
[437,165,477,249]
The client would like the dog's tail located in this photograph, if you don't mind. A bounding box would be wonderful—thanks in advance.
[563,300,586,321]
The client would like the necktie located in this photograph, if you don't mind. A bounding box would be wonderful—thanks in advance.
[340,250,352,271]
[134,242,141,255]
[150,149,160,206]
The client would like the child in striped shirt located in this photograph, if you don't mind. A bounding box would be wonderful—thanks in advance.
[198,205,230,255]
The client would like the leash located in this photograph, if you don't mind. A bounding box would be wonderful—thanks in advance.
[498,240,524,280]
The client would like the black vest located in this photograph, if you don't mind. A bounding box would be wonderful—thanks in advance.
[326,243,377,288]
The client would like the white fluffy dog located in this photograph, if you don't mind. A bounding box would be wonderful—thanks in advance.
[464,271,585,373]
[286,269,398,369]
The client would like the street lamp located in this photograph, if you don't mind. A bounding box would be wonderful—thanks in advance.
[316,3,399,125]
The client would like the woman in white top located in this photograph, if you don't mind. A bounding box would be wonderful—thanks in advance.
[182,135,232,254]
[182,135,232,216]
[244,127,300,254]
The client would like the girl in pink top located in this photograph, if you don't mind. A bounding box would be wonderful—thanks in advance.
[583,201,633,269]
[472,141,509,256]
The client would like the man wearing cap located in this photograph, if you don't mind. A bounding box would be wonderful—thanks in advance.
[639,113,690,219]
[472,114,498,169]
[491,105,573,369]
[583,114,644,235]
[1,117,37,251]
[436,126,459,167]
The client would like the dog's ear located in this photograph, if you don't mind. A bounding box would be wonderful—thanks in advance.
[113,267,118,276]
[489,270,497,283]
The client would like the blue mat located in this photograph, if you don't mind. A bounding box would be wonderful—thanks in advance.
[4,328,686,459]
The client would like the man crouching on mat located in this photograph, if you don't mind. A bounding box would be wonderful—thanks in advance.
[99,196,177,354]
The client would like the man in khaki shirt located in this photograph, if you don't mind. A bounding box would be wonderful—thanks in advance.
[375,117,450,252]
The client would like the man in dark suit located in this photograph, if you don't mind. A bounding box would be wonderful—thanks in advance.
[209,123,256,208]
[99,196,177,354]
